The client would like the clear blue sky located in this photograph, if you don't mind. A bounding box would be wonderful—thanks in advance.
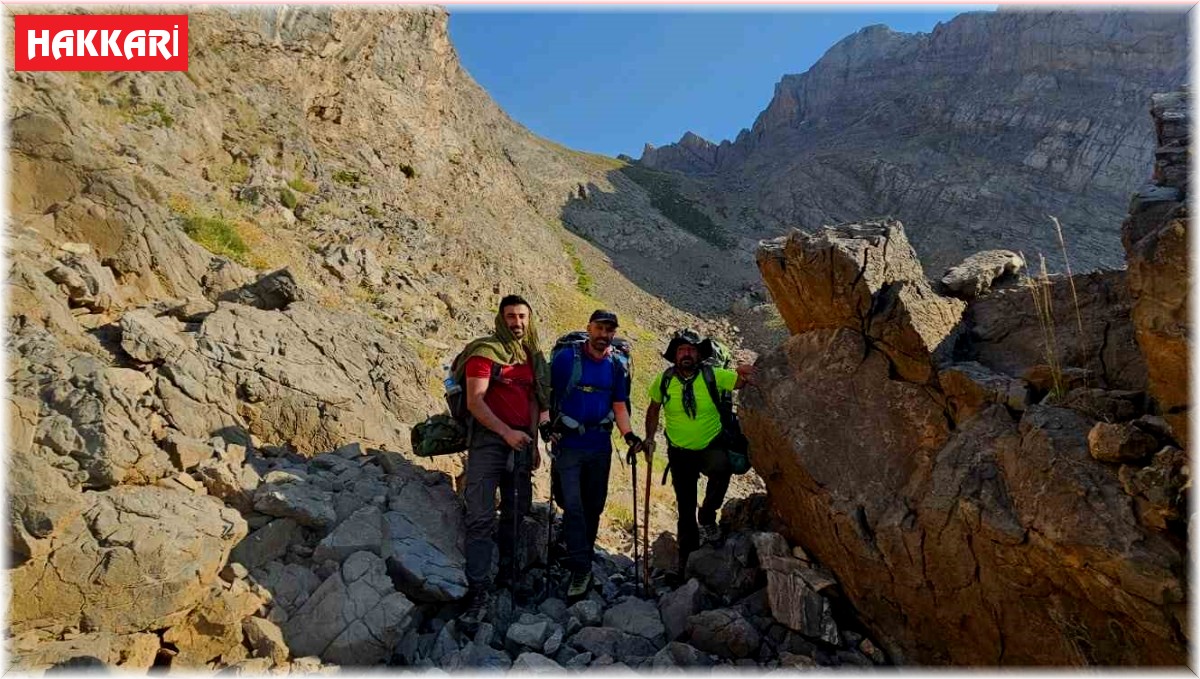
[449,7,996,158]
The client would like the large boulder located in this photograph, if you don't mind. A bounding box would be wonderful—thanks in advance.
[382,458,468,603]
[756,220,964,384]
[8,631,160,672]
[185,301,431,454]
[746,219,1188,665]
[281,551,416,665]
[760,556,840,644]
[9,486,247,635]
[965,269,1148,393]
[658,578,713,642]
[163,579,268,667]
[684,608,760,660]
[9,325,173,490]
[1121,90,1189,447]
[938,249,1024,300]
[603,597,666,644]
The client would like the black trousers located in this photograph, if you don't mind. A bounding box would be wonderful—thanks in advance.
[464,428,533,588]
[553,446,612,574]
[668,441,732,571]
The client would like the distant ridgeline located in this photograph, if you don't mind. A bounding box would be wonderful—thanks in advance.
[637,10,1188,275]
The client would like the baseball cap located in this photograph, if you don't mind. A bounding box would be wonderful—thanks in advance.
[588,309,619,327]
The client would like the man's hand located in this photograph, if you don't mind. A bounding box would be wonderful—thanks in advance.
[735,363,757,386]
[623,432,644,466]
[642,438,656,463]
[503,427,533,451]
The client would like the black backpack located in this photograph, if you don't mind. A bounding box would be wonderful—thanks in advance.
[658,365,750,474]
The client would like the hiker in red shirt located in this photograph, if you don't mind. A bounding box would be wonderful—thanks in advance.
[458,294,551,634]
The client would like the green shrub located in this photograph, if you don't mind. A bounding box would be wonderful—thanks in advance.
[563,241,593,295]
[279,188,298,209]
[332,170,363,187]
[287,177,317,194]
[124,100,174,127]
[182,215,248,263]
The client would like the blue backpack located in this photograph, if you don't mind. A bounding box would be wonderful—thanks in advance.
[550,331,632,428]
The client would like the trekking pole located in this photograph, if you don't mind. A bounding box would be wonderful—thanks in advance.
[642,445,652,594]
[547,443,556,568]
[628,443,641,598]
[511,442,530,599]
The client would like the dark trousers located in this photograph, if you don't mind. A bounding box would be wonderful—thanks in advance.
[668,442,732,571]
[553,446,612,574]
[464,428,532,588]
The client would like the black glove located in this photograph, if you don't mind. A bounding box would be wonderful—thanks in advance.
[624,432,643,465]
[538,421,554,444]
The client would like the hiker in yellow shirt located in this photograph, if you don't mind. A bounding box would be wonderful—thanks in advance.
[642,329,755,574]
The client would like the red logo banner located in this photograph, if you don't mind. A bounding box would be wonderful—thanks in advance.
[14,14,188,71]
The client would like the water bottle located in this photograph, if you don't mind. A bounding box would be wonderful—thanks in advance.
[443,364,461,396]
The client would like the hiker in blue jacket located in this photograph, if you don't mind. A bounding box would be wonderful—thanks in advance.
[545,309,643,601]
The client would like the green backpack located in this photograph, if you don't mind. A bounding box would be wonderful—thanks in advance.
[411,341,502,458]
[411,412,469,458]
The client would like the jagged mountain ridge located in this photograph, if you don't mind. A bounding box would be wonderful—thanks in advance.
[639,9,1188,274]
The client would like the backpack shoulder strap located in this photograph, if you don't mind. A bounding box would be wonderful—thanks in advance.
[659,367,676,404]
[700,365,722,408]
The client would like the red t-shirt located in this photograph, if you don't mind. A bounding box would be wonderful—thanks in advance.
[465,356,535,430]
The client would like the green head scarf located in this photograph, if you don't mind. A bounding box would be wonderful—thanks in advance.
[453,305,552,412]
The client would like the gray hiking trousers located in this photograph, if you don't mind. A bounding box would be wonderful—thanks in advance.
[463,427,533,588]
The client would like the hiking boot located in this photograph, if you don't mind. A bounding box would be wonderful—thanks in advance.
[566,569,593,602]
[458,586,490,636]
[495,558,514,589]
[699,523,721,545]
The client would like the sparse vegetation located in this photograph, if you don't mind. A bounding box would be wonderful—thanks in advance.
[167,194,194,216]
[1050,215,1087,346]
[1025,252,1065,399]
[182,215,249,263]
[332,169,364,188]
[562,241,593,295]
[603,502,635,533]
[364,205,383,218]
[140,101,175,128]
[279,188,299,210]
[219,161,251,185]
[619,164,732,248]
[288,177,317,194]
[399,164,417,179]
[351,284,383,306]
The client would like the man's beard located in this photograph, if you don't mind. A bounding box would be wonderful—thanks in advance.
[509,326,525,338]
[589,338,610,352]
[678,356,696,368]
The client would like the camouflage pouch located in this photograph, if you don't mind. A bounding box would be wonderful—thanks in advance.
[411,413,469,457]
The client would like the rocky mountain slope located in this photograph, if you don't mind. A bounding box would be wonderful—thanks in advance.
[5,6,762,671]
[638,10,1187,276]
[741,92,1189,665]
[4,4,1188,671]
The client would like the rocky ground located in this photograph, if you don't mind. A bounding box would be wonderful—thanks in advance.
[9,432,882,672]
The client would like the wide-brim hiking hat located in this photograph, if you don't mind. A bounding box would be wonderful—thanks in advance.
[662,329,713,364]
